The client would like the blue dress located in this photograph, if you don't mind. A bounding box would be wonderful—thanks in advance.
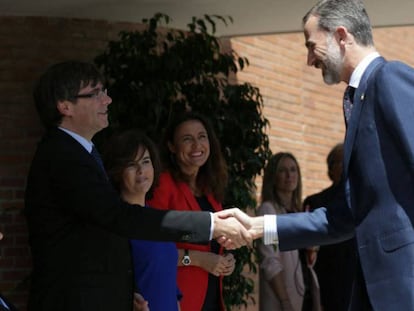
[130,238,180,311]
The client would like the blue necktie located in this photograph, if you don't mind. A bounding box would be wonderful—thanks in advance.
[343,86,356,125]
[91,145,106,174]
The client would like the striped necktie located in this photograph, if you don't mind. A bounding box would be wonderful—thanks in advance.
[343,86,356,125]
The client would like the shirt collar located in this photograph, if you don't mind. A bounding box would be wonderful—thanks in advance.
[348,52,380,88]
[58,127,94,153]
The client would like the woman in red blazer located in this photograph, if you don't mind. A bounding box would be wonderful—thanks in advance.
[148,112,236,311]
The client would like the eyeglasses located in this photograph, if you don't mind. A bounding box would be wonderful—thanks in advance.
[74,88,108,100]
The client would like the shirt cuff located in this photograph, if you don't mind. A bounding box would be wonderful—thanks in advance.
[209,212,214,240]
[263,214,278,245]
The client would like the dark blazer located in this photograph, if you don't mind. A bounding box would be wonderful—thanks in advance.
[24,128,211,311]
[277,57,414,310]
[0,293,18,311]
[303,184,356,311]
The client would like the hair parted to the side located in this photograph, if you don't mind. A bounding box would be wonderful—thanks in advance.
[103,129,161,199]
[261,152,303,213]
[33,61,104,129]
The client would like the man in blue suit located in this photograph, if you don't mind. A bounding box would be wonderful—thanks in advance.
[235,0,414,310]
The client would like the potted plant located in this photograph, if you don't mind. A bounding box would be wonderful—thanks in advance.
[94,13,271,309]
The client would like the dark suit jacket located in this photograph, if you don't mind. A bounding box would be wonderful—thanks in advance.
[0,293,18,311]
[303,184,356,311]
[277,57,414,310]
[24,128,212,311]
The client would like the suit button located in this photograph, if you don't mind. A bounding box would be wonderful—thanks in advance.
[182,234,191,241]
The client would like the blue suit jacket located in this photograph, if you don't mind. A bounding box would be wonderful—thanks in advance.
[277,57,414,310]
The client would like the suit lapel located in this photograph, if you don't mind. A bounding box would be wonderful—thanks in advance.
[343,57,386,179]
[53,128,108,181]
[178,182,221,212]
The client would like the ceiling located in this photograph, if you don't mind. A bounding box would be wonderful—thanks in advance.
[2,0,414,37]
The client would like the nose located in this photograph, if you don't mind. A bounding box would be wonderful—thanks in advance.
[307,50,315,67]
[135,165,143,174]
[103,94,112,106]
[192,138,201,148]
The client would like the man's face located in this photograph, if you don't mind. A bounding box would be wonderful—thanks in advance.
[304,15,343,85]
[60,82,112,140]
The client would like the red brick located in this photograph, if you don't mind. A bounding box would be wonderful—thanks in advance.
[1,15,414,310]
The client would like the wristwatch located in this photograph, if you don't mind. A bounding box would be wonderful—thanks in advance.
[182,249,191,266]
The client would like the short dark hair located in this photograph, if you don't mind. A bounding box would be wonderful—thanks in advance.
[33,61,104,128]
[327,143,344,181]
[103,129,161,199]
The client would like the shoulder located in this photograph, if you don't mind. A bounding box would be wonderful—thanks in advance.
[376,60,414,82]
[304,186,333,205]
[158,171,178,188]
[159,171,173,183]
[257,201,280,215]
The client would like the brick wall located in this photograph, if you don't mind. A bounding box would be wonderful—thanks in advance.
[0,15,413,310]
[230,28,414,198]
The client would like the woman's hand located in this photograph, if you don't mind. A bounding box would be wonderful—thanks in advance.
[220,253,236,276]
[179,249,236,276]
[200,252,236,276]
[133,292,149,311]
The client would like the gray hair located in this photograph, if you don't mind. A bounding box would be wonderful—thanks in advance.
[303,0,374,47]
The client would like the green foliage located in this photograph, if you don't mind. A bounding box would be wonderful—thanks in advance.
[94,13,271,310]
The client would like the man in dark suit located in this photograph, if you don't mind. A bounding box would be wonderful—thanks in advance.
[0,295,15,311]
[235,0,414,310]
[303,143,356,311]
[24,61,251,311]
[0,232,18,311]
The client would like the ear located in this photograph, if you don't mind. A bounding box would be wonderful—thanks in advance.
[57,100,74,117]
[167,141,176,154]
[336,26,351,46]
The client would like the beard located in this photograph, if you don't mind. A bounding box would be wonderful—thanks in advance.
[321,37,343,85]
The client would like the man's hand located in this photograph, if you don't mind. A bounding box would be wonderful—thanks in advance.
[213,208,265,249]
[213,209,252,249]
[216,208,264,238]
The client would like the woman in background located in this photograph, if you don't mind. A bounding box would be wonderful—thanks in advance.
[256,152,305,311]
[104,129,181,311]
[148,112,236,311]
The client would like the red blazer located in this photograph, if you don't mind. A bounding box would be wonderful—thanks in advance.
[148,171,225,311]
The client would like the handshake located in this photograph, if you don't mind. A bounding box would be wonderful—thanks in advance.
[212,208,265,250]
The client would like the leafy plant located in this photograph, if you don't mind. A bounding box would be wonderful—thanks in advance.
[94,13,271,309]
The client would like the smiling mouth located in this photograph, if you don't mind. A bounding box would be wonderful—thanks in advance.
[191,151,203,157]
